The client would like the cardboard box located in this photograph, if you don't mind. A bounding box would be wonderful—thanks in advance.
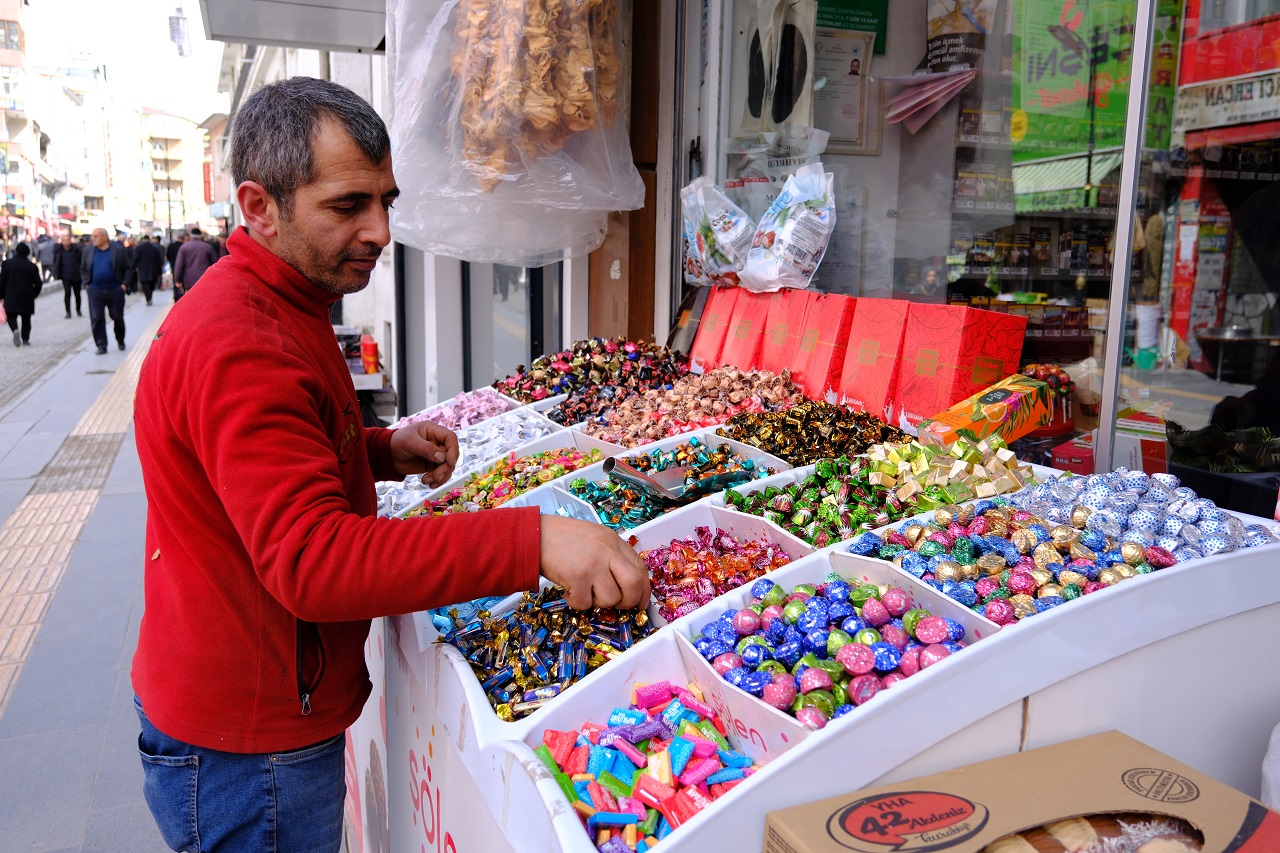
[917,373,1052,447]
[836,298,910,423]
[688,285,740,372]
[759,289,815,376]
[792,293,856,401]
[764,730,1280,853]
[719,289,771,371]
[890,304,1028,432]
[1051,408,1168,475]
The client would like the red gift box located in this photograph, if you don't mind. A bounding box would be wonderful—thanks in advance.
[688,286,740,372]
[889,304,1027,432]
[719,290,772,370]
[792,293,856,401]
[835,298,910,423]
[758,289,815,376]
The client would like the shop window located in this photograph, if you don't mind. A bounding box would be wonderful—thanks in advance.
[460,262,562,390]
[0,22,20,53]
[84,196,104,211]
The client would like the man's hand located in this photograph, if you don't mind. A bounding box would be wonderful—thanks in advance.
[388,420,459,486]
[539,515,650,611]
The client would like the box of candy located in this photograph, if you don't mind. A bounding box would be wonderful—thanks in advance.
[719,290,772,371]
[890,304,1027,433]
[916,373,1053,448]
[763,730,1280,853]
[836,298,910,422]
[759,289,816,377]
[689,286,741,373]
[792,293,856,402]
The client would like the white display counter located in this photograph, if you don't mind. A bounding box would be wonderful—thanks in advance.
[346,506,1280,853]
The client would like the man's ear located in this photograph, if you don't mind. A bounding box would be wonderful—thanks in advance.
[236,181,280,238]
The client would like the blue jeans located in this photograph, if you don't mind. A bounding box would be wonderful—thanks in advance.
[134,698,346,852]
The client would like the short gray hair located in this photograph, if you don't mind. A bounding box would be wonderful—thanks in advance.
[230,77,390,219]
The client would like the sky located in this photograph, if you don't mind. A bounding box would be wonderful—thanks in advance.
[25,0,230,122]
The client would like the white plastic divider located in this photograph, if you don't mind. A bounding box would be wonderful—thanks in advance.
[547,427,793,528]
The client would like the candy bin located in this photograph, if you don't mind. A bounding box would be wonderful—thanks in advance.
[403,431,624,517]
[395,386,520,431]
[625,504,814,629]
[554,430,790,531]
[678,549,1000,734]
[715,401,907,466]
[495,338,688,405]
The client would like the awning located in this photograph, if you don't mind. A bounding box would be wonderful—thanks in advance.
[1013,150,1125,213]
[199,0,384,53]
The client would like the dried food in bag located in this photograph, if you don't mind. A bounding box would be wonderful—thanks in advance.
[681,176,757,287]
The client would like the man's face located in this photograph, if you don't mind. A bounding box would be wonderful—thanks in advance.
[61,235,71,248]
[92,229,109,249]
[272,118,399,296]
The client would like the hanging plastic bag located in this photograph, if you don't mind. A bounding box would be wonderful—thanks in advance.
[681,176,757,287]
[387,0,645,265]
[739,163,836,292]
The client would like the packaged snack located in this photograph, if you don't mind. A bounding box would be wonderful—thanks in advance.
[739,164,836,292]
[681,177,757,287]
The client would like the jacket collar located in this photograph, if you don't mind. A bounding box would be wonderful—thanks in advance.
[226,226,342,313]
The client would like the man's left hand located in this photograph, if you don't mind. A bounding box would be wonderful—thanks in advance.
[389,420,459,486]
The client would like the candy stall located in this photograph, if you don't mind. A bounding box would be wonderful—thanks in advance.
[348,0,1280,850]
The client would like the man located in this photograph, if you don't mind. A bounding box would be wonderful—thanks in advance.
[35,234,55,281]
[79,228,129,354]
[133,234,164,306]
[121,234,139,294]
[172,226,218,301]
[165,230,185,276]
[0,241,42,345]
[52,233,83,318]
[132,77,648,852]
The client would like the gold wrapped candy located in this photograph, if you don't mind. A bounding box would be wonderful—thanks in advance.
[1120,542,1146,566]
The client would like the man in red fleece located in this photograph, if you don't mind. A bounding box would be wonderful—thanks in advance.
[131,78,648,852]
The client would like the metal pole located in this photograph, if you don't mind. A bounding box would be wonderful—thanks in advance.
[1094,0,1158,475]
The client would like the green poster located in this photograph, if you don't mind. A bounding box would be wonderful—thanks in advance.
[1011,0,1183,162]
[817,0,889,54]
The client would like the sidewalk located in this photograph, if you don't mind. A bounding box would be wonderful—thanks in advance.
[0,296,169,852]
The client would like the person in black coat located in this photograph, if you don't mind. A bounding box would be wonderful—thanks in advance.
[52,233,83,318]
[122,235,138,294]
[1,242,43,346]
[166,231,186,273]
[133,235,164,305]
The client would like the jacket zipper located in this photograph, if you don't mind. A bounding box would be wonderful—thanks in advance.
[296,619,327,716]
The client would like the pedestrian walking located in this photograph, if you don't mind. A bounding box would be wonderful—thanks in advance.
[52,233,83,318]
[122,235,138,294]
[79,227,129,354]
[133,234,163,305]
[35,234,55,282]
[165,231,185,274]
[0,242,42,346]
[131,78,647,852]
[172,226,219,301]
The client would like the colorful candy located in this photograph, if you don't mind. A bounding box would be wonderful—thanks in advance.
[582,367,802,448]
[637,527,794,623]
[716,402,906,465]
[546,349,689,426]
[695,576,972,727]
[570,438,777,530]
[395,387,513,431]
[495,338,686,404]
[535,680,759,850]
[440,587,654,721]
[406,447,604,515]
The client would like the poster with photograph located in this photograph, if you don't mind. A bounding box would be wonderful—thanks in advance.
[814,29,878,154]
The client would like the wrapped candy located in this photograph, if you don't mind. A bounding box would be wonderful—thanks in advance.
[535,680,759,849]
[440,586,653,720]
[496,338,687,405]
[453,408,561,479]
[696,575,972,728]
[406,446,603,515]
[637,526,793,622]
[376,475,433,518]
[716,402,906,465]
[582,366,802,448]
[395,387,513,431]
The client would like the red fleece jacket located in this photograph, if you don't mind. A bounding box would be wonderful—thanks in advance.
[132,227,540,753]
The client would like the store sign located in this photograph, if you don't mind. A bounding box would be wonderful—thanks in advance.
[203,162,213,204]
[1173,72,1280,133]
[816,0,888,55]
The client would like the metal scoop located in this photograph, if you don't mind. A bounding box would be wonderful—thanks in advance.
[602,457,691,501]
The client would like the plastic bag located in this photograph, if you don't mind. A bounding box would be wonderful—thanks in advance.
[387,0,644,265]
[740,164,836,291]
[725,125,829,220]
[681,176,757,287]
[738,0,816,133]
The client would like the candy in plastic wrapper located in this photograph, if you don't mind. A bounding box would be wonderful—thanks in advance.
[739,164,836,292]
